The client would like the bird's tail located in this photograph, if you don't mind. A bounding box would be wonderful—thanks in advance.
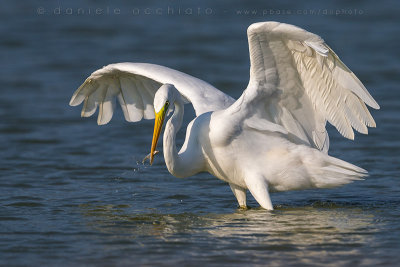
[309,154,367,188]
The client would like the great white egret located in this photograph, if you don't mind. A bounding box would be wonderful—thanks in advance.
[70,22,379,210]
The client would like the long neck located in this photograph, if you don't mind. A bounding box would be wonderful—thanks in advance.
[163,98,187,177]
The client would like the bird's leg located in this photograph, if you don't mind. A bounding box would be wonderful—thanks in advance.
[142,150,159,164]
[229,183,248,209]
[245,175,273,210]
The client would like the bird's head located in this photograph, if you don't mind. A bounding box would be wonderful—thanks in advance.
[149,84,177,165]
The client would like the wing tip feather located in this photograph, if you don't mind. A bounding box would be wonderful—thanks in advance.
[368,100,380,110]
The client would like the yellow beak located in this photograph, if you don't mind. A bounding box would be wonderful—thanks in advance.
[150,102,169,165]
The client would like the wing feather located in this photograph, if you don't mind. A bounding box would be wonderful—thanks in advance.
[131,77,156,120]
[229,21,379,152]
[70,79,99,107]
[119,76,144,122]
[81,87,101,117]
[70,63,235,125]
[97,82,119,125]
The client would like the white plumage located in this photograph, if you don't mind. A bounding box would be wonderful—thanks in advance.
[70,22,379,210]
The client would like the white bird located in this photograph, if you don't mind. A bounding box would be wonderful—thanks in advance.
[70,22,379,210]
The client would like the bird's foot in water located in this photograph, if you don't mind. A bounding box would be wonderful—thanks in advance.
[238,205,251,210]
[142,150,159,164]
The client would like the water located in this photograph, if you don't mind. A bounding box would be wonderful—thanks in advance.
[1,0,399,266]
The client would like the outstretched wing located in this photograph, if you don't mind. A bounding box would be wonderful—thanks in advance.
[70,63,234,125]
[229,21,379,152]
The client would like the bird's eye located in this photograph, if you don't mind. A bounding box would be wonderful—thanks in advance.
[165,101,170,106]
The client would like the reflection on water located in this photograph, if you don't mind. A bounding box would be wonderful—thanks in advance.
[79,201,378,265]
